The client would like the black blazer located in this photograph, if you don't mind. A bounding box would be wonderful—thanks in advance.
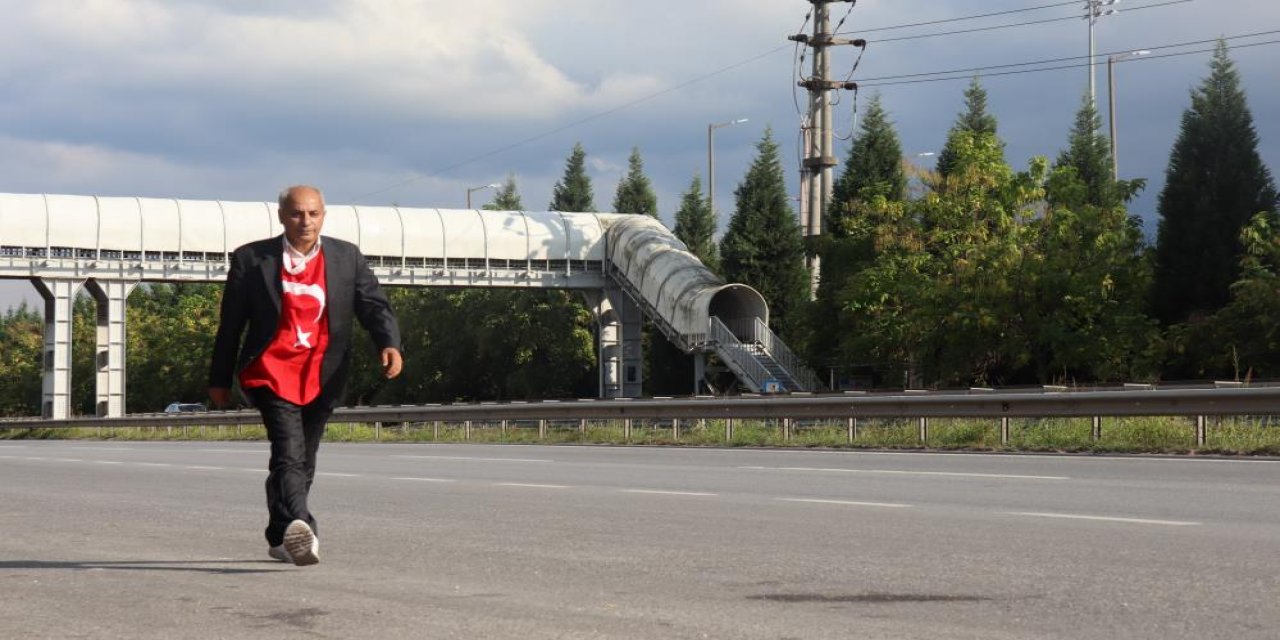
[208,235,402,407]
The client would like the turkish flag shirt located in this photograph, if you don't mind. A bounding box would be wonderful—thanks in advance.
[239,247,330,405]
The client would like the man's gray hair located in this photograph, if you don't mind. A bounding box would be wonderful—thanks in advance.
[278,185,325,209]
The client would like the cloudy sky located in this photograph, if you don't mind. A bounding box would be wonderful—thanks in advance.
[2,0,1277,309]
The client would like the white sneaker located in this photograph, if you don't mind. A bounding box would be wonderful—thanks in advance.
[268,544,291,563]
[283,520,320,566]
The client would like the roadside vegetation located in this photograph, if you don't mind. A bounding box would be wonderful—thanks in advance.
[5,416,1278,456]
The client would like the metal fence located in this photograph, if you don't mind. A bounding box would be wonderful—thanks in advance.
[3,384,1279,447]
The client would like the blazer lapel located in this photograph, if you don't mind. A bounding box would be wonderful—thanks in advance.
[259,236,283,315]
[322,236,349,324]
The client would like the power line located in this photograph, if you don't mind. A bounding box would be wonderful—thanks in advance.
[855,30,1280,83]
[858,38,1280,88]
[851,0,1081,34]
[851,0,1192,45]
[352,1,1203,202]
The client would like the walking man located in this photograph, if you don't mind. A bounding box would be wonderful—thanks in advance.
[208,185,403,566]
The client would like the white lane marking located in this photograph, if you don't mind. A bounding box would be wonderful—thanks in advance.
[780,498,913,508]
[394,455,552,463]
[70,446,135,451]
[195,449,265,454]
[134,462,172,468]
[185,466,224,471]
[392,477,456,483]
[1006,512,1201,527]
[495,483,570,489]
[23,457,49,461]
[58,458,84,463]
[0,445,26,449]
[741,466,1069,481]
[317,472,361,478]
[93,461,123,465]
[622,489,719,497]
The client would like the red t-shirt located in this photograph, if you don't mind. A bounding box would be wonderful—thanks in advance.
[240,249,329,405]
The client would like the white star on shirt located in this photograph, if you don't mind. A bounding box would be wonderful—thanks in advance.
[294,326,313,349]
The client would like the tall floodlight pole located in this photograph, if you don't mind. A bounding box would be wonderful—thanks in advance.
[791,0,861,299]
[1108,49,1150,180]
[1085,0,1120,106]
[708,118,749,217]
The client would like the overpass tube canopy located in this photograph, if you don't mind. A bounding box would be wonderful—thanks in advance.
[601,214,768,345]
[0,193,607,264]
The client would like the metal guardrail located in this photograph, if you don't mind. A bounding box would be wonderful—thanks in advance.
[4,385,1280,429]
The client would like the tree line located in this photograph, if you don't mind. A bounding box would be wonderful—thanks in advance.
[0,42,1273,414]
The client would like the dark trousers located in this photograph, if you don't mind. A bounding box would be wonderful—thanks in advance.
[250,387,333,547]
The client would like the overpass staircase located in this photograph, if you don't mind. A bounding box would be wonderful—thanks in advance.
[708,316,823,393]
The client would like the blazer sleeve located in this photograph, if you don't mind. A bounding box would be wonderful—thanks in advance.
[351,249,402,352]
[208,248,250,387]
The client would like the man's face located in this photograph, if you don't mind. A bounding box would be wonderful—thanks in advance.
[279,188,326,250]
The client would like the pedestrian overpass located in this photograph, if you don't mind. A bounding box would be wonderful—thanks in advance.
[0,192,823,418]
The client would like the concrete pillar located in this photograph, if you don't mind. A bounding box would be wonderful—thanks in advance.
[85,279,137,417]
[584,289,644,399]
[32,278,84,419]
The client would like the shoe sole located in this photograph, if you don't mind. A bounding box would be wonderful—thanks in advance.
[283,520,319,566]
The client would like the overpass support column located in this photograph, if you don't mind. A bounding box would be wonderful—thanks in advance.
[32,278,84,419]
[584,289,644,399]
[86,279,137,417]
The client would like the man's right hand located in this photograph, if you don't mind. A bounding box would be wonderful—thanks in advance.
[208,387,232,408]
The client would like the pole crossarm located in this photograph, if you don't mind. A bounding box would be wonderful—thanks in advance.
[7,386,1280,429]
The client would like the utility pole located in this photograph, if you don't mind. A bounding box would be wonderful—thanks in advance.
[791,1,861,299]
[1085,0,1119,107]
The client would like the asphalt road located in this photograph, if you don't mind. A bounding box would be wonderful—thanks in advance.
[2,441,1277,639]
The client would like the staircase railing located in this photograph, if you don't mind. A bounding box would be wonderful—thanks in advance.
[708,316,769,393]
[717,317,824,392]
[751,318,824,391]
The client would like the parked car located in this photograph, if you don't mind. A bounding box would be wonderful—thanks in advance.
[164,402,207,413]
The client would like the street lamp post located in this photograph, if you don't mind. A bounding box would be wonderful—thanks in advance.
[707,118,748,216]
[466,183,501,209]
[1108,50,1149,180]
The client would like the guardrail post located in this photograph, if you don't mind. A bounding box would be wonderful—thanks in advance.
[782,418,791,441]
[672,418,680,441]
[433,420,440,440]
[725,418,734,441]
[465,420,472,441]
[500,419,508,437]
[847,417,857,443]
[623,418,632,442]
[538,419,547,439]
[1091,416,1102,441]
[1195,415,1207,447]
[375,421,381,442]
[918,417,928,444]
[1000,417,1010,446]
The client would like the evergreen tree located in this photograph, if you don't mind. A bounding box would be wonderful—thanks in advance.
[1051,93,1143,209]
[483,175,524,211]
[612,147,658,217]
[1152,40,1278,325]
[811,94,906,378]
[672,175,719,271]
[830,93,906,232]
[549,142,595,212]
[720,127,808,336]
[936,77,1003,179]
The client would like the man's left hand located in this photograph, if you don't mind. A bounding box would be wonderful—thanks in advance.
[381,347,403,379]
